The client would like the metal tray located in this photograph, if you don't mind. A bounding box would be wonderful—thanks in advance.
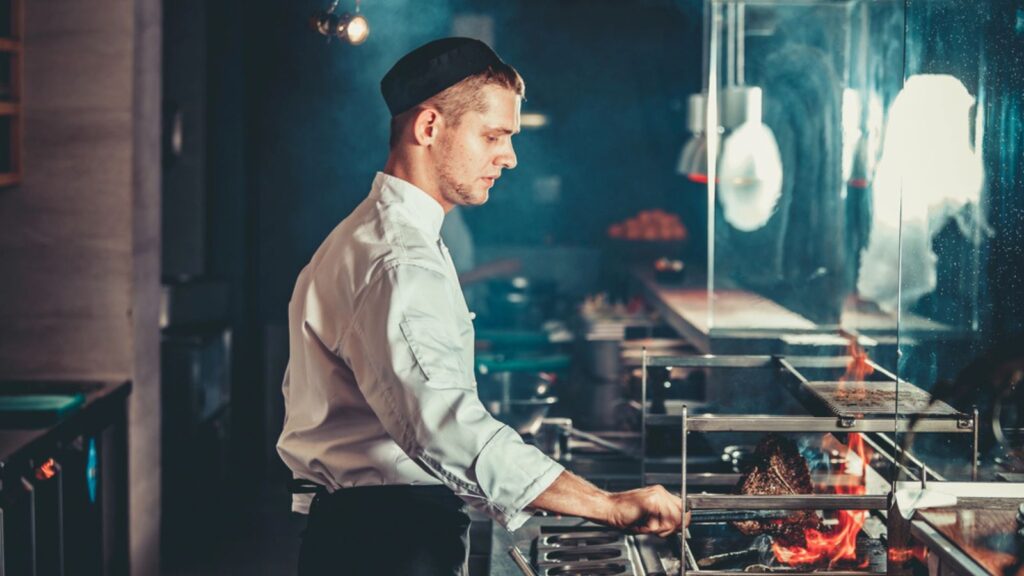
[804,381,961,418]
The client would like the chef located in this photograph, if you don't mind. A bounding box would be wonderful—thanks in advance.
[277,37,684,576]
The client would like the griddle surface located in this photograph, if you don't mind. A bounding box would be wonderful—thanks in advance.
[805,381,961,418]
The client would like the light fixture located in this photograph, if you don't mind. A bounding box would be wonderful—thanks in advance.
[520,112,549,129]
[310,0,370,45]
[344,13,370,45]
[678,93,711,183]
[716,86,783,232]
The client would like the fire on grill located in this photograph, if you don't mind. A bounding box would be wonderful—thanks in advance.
[731,433,874,569]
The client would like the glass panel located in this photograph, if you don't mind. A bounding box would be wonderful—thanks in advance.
[705,0,905,373]
[701,4,906,568]
[897,0,1024,483]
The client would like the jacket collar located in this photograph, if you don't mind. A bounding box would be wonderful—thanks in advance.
[372,172,445,239]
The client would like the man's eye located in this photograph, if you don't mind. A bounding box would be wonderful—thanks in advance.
[486,135,498,142]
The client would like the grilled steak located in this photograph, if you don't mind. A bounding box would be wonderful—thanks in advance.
[734,434,821,546]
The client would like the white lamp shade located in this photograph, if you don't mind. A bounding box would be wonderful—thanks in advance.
[717,121,784,231]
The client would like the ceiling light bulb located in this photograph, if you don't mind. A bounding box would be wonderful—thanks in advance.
[311,11,342,37]
[345,14,370,44]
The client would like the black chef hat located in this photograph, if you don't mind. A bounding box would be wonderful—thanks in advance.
[381,37,507,117]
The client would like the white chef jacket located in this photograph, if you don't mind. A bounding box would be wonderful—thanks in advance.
[277,172,564,531]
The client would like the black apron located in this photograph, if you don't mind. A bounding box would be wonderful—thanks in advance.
[294,483,471,576]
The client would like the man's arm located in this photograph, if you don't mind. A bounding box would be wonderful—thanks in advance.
[341,262,564,530]
[529,471,685,538]
[343,262,685,535]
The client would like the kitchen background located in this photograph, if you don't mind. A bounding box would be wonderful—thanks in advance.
[0,0,1022,574]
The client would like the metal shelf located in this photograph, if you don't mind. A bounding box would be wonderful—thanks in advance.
[645,413,971,433]
[644,472,741,486]
[645,354,864,369]
[696,565,888,569]
[645,471,873,487]
[644,354,774,368]
[688,493,889,511]
[776,358,974,436]
[637,349,980,576]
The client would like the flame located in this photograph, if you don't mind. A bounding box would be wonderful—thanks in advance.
[888,546,929,564]
[772,434,872,568]
[837,337,875,401]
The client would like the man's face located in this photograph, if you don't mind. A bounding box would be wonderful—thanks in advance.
[433,85,520,207]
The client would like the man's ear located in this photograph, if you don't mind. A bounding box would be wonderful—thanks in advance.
[413,107,443,146]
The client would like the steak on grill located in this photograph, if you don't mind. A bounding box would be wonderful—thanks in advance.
[733,434,821,546]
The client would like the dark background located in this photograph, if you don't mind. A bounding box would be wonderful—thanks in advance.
[163,2,709,548]
[157,0,1024,571]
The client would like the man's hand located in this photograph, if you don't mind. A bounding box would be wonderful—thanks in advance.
[605,485,686,538]
[530,472,687,537]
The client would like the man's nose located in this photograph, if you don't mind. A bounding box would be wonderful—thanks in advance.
[497,144,517,169]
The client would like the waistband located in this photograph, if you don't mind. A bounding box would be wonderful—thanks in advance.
[288,479,453,499]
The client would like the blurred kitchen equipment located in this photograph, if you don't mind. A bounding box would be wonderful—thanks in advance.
[721,444,754,473]
[475,325,573,355]
[477,355,569,435]
[508,545,538,576]
[535,417,572,459]
[653,257,686,284]
[0,393,85,429]
[483,276,560,330]
[485,396,558,436]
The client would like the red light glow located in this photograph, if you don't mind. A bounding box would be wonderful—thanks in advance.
[35,458,57,481]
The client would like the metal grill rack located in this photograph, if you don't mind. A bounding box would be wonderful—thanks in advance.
[639,352,979,576]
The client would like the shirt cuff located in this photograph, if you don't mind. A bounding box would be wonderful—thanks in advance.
[473,425,566,532]
[502,458,565,532]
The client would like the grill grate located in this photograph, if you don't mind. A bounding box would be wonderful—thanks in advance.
[805,381,960,418]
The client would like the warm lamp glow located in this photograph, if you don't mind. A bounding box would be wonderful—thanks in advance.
[345,14,369,45]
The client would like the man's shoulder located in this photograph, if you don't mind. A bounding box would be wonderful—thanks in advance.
[319,201,445,281]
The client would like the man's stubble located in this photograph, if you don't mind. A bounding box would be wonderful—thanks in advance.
[436,134,486,207]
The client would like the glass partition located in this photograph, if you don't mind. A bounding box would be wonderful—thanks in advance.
[700,0,1024,481]
[896,0,1024,482]
[703,0,906,370]
[687,1,1023,572]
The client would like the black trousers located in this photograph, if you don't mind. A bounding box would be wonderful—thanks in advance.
[298,485,471,576]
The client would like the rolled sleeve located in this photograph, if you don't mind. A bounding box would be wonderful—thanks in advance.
[474,426,565,530]
[342,261,563,530]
